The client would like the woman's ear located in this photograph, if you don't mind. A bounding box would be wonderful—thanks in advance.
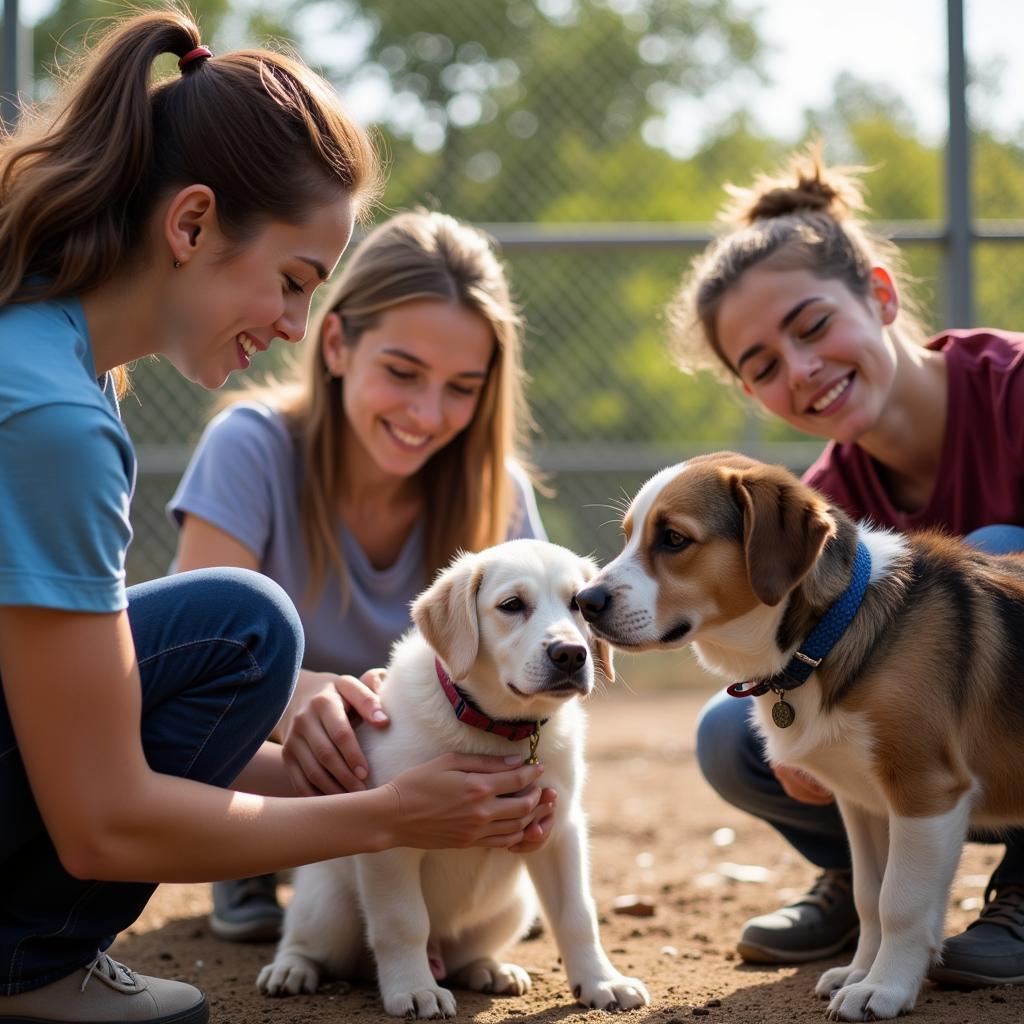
[163,185,217,267]
[869,266,900,326]
[321,312,349,378]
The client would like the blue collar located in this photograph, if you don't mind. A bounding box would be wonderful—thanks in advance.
[727,540,872,700]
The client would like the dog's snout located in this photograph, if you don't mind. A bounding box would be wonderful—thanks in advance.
[547,640,588,674]
[576,585,610,622]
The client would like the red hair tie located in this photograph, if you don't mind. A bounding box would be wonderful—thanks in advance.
[178,46,212,71]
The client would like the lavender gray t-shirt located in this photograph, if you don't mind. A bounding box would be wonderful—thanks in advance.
[168,402,545,675]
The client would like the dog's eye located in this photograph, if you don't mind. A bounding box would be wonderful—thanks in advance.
[661,528,691,551]
[498,596,526,614]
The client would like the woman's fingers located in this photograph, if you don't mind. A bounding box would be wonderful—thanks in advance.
[333,673,389,728]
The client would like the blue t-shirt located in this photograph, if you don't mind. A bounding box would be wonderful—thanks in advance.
[169,402,546,674]
[0,297,135,612]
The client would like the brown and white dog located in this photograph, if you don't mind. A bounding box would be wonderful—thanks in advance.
[576,451,1024,1021]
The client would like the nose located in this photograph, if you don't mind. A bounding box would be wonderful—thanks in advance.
[786,344,823,389]
[576,585,610,623]
[275,295,312,345]
[409,390,445,431]
[547,640,588,675]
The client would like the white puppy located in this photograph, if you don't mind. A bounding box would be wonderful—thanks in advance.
[257,539,650,1018]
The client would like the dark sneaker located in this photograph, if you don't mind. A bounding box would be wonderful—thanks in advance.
[208,874,282,943]
[930,884,1024,987]
[737,868,859,964]
[0,952,207,1023]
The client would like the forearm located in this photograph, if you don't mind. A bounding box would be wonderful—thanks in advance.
[233,741,300,797]
[268,667,323,743]
[70,768,398,882]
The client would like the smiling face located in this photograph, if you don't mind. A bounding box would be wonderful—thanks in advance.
[166,193,355,389]
[715,265,899,445]
[330,297,495,483]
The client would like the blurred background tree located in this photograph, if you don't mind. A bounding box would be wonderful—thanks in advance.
[18,0,1024,575]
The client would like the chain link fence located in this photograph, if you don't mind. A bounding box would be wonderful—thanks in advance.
[42,0,1012,582]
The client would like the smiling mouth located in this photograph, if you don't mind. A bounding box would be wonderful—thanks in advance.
[238,334,257,359]
[808,372,854,414]
[384,420,432,449]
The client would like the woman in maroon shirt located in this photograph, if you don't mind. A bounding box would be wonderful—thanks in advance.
[669,146,1024,986]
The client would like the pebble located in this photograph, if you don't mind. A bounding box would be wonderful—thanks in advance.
[612,894,656,917]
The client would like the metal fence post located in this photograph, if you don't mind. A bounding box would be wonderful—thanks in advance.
[946,0,973,327]
[2,0,30,130]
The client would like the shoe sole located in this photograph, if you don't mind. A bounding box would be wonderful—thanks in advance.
[207,914,281,944]
[737,926,860,965]
[929,965,1024,988]
[0,994,208,1024]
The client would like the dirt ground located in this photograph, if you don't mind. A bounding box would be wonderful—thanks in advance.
[116,669,1024,1024]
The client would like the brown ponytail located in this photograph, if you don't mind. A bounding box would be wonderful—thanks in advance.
[0,7,380,392]
[668,145,926,379]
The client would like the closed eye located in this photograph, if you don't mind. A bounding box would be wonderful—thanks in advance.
[498,596,526,614]
[800,313,830,338]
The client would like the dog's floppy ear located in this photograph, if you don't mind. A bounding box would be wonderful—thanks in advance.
[411,552,485,680]
[733,470,835,607]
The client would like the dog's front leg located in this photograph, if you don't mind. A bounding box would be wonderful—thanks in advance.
[815,799,888,998]
[526,806,650,1011]
[825,793,972,1022]
[356,851,456,1019]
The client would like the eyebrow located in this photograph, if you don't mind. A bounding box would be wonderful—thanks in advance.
[297,257,329,281]
[380,348,488,378]
[735,296,823,371]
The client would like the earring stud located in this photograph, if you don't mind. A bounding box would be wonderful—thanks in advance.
[173,259,182,269]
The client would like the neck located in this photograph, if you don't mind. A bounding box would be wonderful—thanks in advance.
[855,337,947,488]
[80,265,166,375]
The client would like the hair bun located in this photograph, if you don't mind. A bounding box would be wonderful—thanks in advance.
[720,145,867,227]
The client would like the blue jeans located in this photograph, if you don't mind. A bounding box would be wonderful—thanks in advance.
[0,568,303,994]
[696,525,1024,887]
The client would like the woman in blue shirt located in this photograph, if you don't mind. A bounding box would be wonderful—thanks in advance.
[0,11,549,1024]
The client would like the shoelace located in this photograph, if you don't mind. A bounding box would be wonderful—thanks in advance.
[975,884,1024,933]
[792,869,852,911]
[81,953,135,993]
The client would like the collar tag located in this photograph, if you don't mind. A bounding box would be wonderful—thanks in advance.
[725,540,872,724]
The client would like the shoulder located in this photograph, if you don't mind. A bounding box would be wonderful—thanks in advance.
[0,296,104,421]
[929,328,1024,372]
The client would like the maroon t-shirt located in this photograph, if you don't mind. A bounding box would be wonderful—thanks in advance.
[803,329,1024,535]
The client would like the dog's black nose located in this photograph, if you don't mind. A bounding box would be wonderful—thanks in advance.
[547,640,588,674]
[575,585,610,622]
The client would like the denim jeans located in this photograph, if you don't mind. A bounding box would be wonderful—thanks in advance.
[0,568,303,994]
[695,525,1024,886]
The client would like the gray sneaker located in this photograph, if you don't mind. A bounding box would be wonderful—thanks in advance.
[930,884,1024,987]
[0,952,207,1023]
[209,874,282,943]
[737,868,859,964]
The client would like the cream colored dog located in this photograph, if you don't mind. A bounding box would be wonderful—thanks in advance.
[257,539,650,1018]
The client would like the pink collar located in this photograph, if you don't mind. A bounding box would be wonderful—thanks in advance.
[434,659,545,742]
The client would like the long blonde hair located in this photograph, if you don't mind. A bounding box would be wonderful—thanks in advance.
[668,146,928,381]
[243,209,533,600]
[0,6,380,396]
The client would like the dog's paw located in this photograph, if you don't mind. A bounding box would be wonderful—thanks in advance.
[455,958,531,996]
[382,985,457,1019]
[815,964,868,999]
[574,974,651,1012]
[256,955,320,997]
[826,980,918,1021]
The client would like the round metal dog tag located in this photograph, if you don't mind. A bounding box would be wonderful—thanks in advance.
[771,697,796,729]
